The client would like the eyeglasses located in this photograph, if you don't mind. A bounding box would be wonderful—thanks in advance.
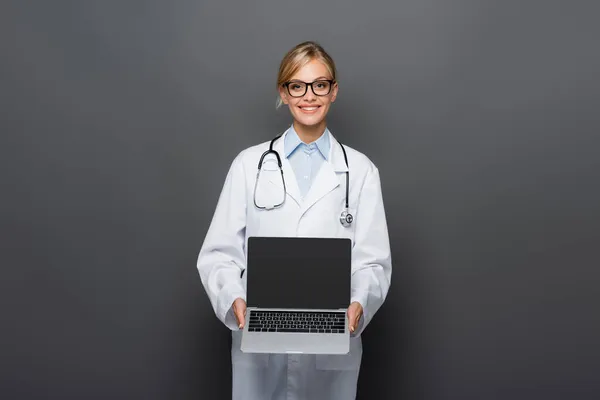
[282,79,335,97]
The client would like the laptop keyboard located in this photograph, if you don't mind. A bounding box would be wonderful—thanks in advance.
[248,311,346,333]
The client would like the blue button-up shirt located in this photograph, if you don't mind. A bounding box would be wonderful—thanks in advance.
[284,126,331,198]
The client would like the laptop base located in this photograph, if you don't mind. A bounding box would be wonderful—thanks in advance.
[241,308,350,355]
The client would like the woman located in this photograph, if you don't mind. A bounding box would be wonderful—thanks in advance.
[197,41,392,400]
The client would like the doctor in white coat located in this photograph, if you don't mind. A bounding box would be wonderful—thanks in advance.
[197,41,392,400]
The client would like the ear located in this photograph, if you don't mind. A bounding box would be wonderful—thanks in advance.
[330,81,339,103]
[278,85,290,105]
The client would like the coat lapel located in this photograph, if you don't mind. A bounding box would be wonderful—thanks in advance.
[300,131,349,216]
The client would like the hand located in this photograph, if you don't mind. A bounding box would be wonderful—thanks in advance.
[347,302,363,333]
[232,298,247,329]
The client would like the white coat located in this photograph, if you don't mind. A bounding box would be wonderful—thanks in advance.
[197,128,392,400]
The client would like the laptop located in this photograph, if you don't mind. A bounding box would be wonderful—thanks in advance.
[240,236,351,355]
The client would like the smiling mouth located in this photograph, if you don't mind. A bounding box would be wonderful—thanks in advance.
[299,106,320,112]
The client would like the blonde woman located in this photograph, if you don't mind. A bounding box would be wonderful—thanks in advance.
[197,41,392,400]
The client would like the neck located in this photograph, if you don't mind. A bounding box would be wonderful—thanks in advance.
[293,120,327,144]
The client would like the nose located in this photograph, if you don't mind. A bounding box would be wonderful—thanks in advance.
[303,84,318,101]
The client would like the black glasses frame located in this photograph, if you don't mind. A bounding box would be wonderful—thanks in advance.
[282,79,336,97]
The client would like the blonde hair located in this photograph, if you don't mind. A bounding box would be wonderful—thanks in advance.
[276,41,337,108]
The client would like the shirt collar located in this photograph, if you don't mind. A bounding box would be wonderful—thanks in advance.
[284,125,330,160]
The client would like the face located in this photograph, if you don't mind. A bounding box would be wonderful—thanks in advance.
[279,59,338,130]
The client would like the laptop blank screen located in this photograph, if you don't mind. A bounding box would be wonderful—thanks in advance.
[246,236,351,310]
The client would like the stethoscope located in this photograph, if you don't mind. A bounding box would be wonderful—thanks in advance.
[253,134,354,227]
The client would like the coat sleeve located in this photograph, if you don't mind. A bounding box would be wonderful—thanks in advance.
[350,162,392,337]
[197,153,247,331]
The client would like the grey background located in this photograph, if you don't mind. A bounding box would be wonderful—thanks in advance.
[1,1,599,399]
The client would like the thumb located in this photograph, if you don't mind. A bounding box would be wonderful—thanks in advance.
[233,300,246,329]
[347,307,356,332]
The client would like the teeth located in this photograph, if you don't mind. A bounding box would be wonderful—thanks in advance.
[302,107,317,111]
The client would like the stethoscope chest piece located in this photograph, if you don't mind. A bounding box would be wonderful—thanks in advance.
[340,209,353,227]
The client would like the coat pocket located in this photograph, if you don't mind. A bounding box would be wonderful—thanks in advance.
[232,350,270,368]
[231,331,270,368]
[315,337,362,371]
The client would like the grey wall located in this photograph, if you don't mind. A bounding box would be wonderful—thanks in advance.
[1,1,599,399]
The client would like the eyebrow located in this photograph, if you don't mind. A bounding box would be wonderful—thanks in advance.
[289,76,332,82]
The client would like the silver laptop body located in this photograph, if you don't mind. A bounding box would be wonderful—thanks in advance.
[241,236,351,355]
